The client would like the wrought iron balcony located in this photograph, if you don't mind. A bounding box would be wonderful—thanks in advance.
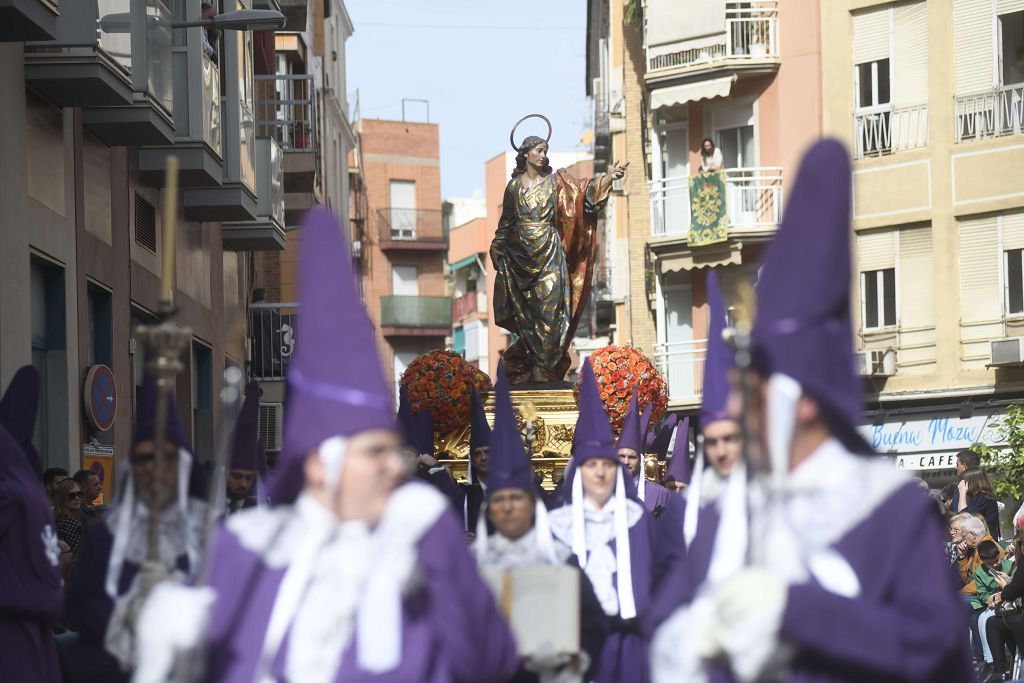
[955,84,1024,143]
[853,104,929,159]
[380,296,452,334]
[648,167,783,238]
[646,1,778,76]
[249,302,298,381]
[652,339,707,406]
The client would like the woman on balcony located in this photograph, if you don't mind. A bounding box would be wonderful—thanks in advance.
[490,117,626,384]
[699,137,724,172]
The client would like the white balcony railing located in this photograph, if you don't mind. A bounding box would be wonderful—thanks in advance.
[648,1,778,73]
[653,339,707,404]
[955,84,1024,143]
[649,167,783,238]
[853,104,929,159]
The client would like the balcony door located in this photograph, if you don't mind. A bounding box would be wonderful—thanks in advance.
[662,124,689,234]
[658,271,696,401]
[392,265,419,296]
[717,124,756,225]
[389,180,416,239]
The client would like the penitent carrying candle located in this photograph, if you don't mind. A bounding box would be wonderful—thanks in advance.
[161,156,179,304]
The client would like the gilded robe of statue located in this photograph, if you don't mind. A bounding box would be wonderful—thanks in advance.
[491,169,611,384]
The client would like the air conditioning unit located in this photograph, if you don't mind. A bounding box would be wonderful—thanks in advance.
[990,338,1024,367]
[856,349,896,377]
[258,403,283,452]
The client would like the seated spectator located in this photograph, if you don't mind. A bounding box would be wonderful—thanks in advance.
[42,466,67,503]
[976,539,1015,681]
[53,478,84,559]
[960,515,1002,666]
[949,512,973,568]
[72,468,105,526]
[960,468,1001,540]
[699,137,723,173]
[985,528,1024,682]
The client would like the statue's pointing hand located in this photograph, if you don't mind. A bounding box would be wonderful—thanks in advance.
[611,160,629,180]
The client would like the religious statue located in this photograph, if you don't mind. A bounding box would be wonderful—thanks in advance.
[490,115,628,385]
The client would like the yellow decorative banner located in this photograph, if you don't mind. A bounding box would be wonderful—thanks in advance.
[688,170,728,246]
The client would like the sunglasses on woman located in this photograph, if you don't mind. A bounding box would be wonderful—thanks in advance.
[68,491,82,500]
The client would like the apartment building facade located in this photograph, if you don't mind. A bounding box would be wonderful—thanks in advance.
[351,118,450,394]
[587,0,823,411]
[247,0,355,463]
[823,0,1024,482]
[0,0,297,479]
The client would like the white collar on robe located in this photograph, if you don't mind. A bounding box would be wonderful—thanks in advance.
[228,481,448,683]
[475,528,572,570]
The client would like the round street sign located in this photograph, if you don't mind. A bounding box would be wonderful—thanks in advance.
[84,365,117,432]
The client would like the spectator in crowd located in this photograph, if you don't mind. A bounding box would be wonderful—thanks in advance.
[984,528,1024,682]
[949,511,974,569]
[959,468,1001,540]
[53,479,85,558]
[699,137,723,172]
[42,467,68,503]
[201,2,220,65]
[975,539,1014,681]
[72,469,105,525]
[941,482,959,511]
[960,515,1002,665]
[951,449,983,508]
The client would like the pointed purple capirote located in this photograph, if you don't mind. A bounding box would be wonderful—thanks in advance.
[648,414,679,461]
[0,366,40,449]
[412,409,435,456]
[665,417,691,484]
[573,358,617,463]
[0,365,43,472]
[275,207,395,503]
[396,385,417,449]
[751,139,866,443]
[486,364,533,495]
[229,382,261,471]
[701,269,735,428]
[134,373,190,452]
[615,390,643,453]
[469,387,491,453]
[640,399,653,449]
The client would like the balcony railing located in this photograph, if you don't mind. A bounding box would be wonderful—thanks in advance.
[452,292,480,321]
[653,339,707,404]
[249,303,298,381]
[649,167,783,238]
[648,1,778,74]
[381,296,453,330]
[853,104,929,159]
[255,74,317,153]
[955,84,1024,143]
[376,208,445,244]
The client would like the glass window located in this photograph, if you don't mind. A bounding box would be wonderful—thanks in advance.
[855,58,891,108]
[861,268,897,329]
[30,256,68,469]
[1007,249,1024,315]
[1000,11,1024,87]
[192,342,213,464]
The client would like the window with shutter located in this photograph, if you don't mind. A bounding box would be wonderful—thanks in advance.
[858,230,897,271]
[893,2,929,108]
[862,269,897,330]
[958,216,1002,368]
[898,226,936,372]
[953,0,996,95]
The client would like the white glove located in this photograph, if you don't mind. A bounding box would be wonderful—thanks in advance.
[708,567,792,683]
[418,454,439,469]
[523,646,575,673]
[133,582,216,683]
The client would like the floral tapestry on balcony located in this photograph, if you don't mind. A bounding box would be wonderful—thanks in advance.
[688,170,728,247]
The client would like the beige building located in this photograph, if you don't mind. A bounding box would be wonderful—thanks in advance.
[587,0,823,411]
[822,0,1024,483]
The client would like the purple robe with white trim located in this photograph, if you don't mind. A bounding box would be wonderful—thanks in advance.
[637,479,673,516]
[549,501,656,683]
[202,485,518,683]
[651,482,974,682]
[0,429,62,683]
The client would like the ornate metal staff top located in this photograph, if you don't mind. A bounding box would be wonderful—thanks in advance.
[509,113,552,151]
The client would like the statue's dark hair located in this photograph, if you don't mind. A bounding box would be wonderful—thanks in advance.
[511,135,552,178]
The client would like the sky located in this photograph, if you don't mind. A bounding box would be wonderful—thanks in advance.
[344,0,591,199]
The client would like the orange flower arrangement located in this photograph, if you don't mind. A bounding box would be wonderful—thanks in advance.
[400,350,492,435]
[577,345,668,435]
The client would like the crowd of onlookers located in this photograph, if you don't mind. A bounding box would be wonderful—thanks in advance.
[40,467,106,582]
[944,450,1024,683]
